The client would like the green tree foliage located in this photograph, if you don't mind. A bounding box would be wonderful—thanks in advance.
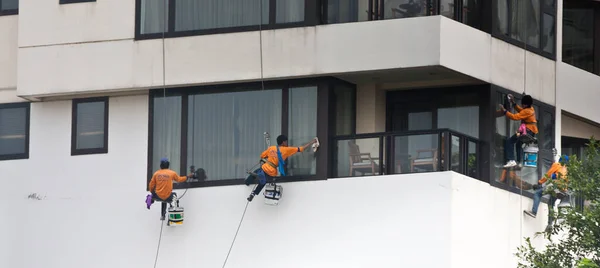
[516,138,600,268]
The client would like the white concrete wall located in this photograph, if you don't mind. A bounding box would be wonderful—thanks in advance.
[557,63,600,125]
[562,114,600,140]
[0,94,550,267]
[18,0,134,47]
[16,15,556,105]
[450,173,549,268]
[0,15,18,91]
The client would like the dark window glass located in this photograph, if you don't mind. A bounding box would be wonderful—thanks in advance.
[187,89,281,181]
[511,0,540,48]
[333,84,355,136]
[276,0,304,23]
[153,96,182,174]
[327,0,360,24]
[287,86,318,176]
[563,8,595,73]
[0,106,27,156]
[495,0,509,36]
[440,0,455,19]
[140,0,167,34]
[463,0,481,29]
[387,0,428,19]
[1,0,18,11]
[542,13,555,54]
[437,106,479,138]
[175,0,269,32]
[74,101,107,150]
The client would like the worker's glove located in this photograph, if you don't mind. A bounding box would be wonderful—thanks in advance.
[551,173,557,180]
[532,183,542,190]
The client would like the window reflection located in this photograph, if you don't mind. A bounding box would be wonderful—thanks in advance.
[563,8,595,73]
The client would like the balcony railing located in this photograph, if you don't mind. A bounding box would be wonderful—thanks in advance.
[332,129,481,179]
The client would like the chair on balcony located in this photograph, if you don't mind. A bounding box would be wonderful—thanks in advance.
[348,141,381,176]
[410,149,438,172]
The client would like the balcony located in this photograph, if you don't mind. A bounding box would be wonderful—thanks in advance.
[333,129,481,180]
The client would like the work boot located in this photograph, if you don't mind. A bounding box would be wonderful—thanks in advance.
[247,193,255,202]
[504,160,517,168]
[523,210,536,218]
[160,215,165,221]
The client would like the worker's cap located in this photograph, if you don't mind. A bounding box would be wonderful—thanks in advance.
[160,157,169,163]
[559,155,569,164]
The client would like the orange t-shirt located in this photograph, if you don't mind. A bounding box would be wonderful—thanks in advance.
[261,145,304,177]
[148,169,187,200]
[506,105,539,134]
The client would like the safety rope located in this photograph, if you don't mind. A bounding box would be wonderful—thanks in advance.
[518,1,529,247]
[221,200,251,268]
[153,220,165,268]
[153,1,169,267]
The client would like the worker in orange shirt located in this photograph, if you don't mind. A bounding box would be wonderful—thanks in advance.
[499,94,539,168]
[148,158,193,220]
[524,155,569,228]
[245,135,318,202]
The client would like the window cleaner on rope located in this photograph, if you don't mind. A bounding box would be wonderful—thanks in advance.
[244,135,319,202]
[145,158,194,224]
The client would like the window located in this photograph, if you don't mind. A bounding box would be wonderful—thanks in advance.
[493,0,556,58]
[0,103,30,160]
[563,1,600,75]
[136,0,313,38]
[0,0,18,15]
[59,0,95,4]
[148,78,353,188]
[491,87,555,197]
[71,97,109,155]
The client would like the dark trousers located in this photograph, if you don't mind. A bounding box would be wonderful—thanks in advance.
[532,188,558,226]
[505,129,535,162]
[152,192,175,217]
[245,168,272,196]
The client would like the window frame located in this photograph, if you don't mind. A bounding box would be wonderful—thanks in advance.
[0,102,30,161]
[71,97,109,156]
[59,0,96,4]
[0,0,18,16]
[492,0,557,60]
[146,77,356,189]
[489,85,556,200]
[562,0,600,75]
[134,0,321,40]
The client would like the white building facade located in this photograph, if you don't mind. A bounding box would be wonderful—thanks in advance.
[1,0,600,267]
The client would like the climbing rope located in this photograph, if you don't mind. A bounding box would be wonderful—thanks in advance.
[518,1,529,246]
[221,200,251,268]
[153,220,165,268]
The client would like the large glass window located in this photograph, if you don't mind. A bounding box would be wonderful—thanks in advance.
[71,97,109,155]
[0,0,18,14]
[493,0,556,57]
[148,80,354,187]
[492,89,555,196]
[287,87,317,176]
[152,95,182,175]
[138,0,304,37]
[563,7,595,73]
[187,90,282,181]
[0,103,29,160]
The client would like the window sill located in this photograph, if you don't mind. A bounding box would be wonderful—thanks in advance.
[172,175,323,189]
[71,148,108,156]
[0,153,28,161]
[0,9,18,16]
[492,32,556,61]
[60,0,96,4]
[135,22,306,41]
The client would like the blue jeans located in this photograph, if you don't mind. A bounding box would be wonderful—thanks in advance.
[505,130,535,162]
[532,188,557,225]
[245,168,272,196]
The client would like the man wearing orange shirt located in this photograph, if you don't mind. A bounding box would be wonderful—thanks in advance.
[499,94,539,168]
[148,158,193,220]
[245,135,318,202]
[524,155,569,230]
